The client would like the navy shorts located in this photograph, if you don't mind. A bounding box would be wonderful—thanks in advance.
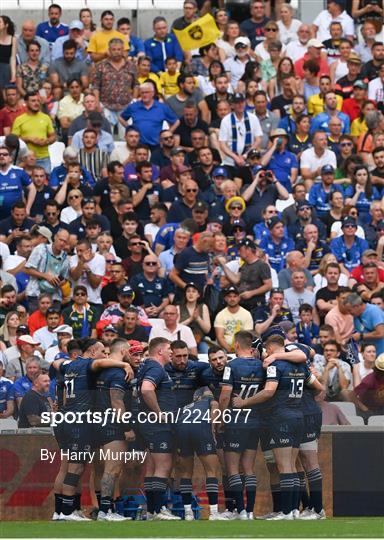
[301,413,322,444]
[215,431,224,450]
[139,424,174,453]
[223,426,260,453]
[94,424,126,448]
[176,424,216,457]
[60,422,94,460]
[261,414,304,450]
[53,423,66,450]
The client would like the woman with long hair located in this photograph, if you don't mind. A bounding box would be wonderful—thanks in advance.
[244,79,259,113]
[197,60,226,96]
[237,60,264,94]
[273,56,295,97]
[0,311,20,349]
[217,20,240,61]
[351,100,377,144]
[79,8,96,39]
[214,8,229,34]
[0,15,16,86]
[329,38,353,84]
[345,165,382,223]
[178,283,211,353]
[335,153,363,186]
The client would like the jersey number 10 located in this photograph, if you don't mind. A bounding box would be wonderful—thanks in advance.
[239,384,259,399]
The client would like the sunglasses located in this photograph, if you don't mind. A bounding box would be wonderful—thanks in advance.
[69,195,80,199]
[186,189,198,193]
[46,212,58,216]
[343,224,357,228]
[0,152,9,156]
[230,205,242,210]
[340,142,353,147]
[233,227,244,232]
[265,27,277,32]
[144,261,157,266]
[162,136,174,140]
[83,198,95,204]
[106,259,116,264]
[129,242,141,246]
[75,292,86,296]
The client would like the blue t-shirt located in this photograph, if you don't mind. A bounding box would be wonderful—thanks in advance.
[308,183,343,217]
[130,273,171,307]
[174,246,209,292]
[13,375,33,399]
[268,150,298,193]
[36,21,68,43]
[353,303,384,355]
[259,236,295,272]
[0,167,31,213]
[330,235,369,272]
[310,111,350,134]
[120,100,178,146]
[144,34,183,73]
[0,377,13,412]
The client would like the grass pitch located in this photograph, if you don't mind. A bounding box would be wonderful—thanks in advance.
[0,518,383,538]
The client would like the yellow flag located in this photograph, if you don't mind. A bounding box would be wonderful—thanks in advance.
[174,14,221,51]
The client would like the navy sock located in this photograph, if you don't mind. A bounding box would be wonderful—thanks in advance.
[144,477,155,514]
[95,490,101,509]
[298,471,310,510]
[153,477,168,514]
[291,473,300,511]
[245,475,257,513]
[61,495,75,516]
[271,483,281,513]
[74,493,81,511]
[100,496,113,514]
[222,475,235,511]
[279,473,295,515]
[180,478,192,506]
[307,468,323,513]
[54,493,62,514]
[206,477,218,506]
[228,474,244,513]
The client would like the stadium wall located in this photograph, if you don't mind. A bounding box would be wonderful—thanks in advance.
[3,429,382,520]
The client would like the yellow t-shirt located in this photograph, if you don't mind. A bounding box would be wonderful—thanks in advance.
[307,93,343,116]
[12,111,55,159]
[159,71,180,97]
[351,117,367,138]
[137,73,162,95]
[87,30,129,55]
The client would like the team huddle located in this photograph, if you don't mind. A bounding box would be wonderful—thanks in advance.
[49,329,325,522]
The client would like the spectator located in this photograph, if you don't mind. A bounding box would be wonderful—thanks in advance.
[148,304,197,356]
[130,254,171,318]
[284,269,316,323]
[144,17,183,73]
[330,216,369,273]
[312,1,354,43]
[278,250,316,290]
[214,285,253,352]
[158,227,191,277]
[17,20,50,66]
[259,217,295,273]
[353,353,384,416]
[254,287,293,336]
[87,10,128,64]
[324,286,354,344]
[16,41,49,98]
[344,292,384,355]
[33,307,61,351]
[18,372,51,428]
[36,4,68,44]
[297,223,331,274]
[0,359,14,419]
[5,337,42,382]
[314,339,352,401]
[117,307,149,343]
[52,20,88,62]
[167,75,209,123]
[357,343,376,383]
[50,39,89,89]
[62,286,97,339]
[177,282,211,353]
[300,132,337,188]
[240,0,270,48]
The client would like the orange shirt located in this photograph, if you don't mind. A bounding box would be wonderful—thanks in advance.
[294,53,330,79]
[28,310,64,335]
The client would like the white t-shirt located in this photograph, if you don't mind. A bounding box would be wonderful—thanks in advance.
[284,287,315,323]
[254,42,270,61]
[223,56,249,88]
[277,19,302,45]
[33,326,57,351]
[313,9,355,42]
[368,76,384,103]
[300,147,337,174]
[313,272,348,293]
[45,344,60,364]
[284,40,308,62]
[60,206,82,225]
[0,241,10,266]
[3,254,25,272]
[70,252,106,304]
[333,59,349,82]
[149,322,197,350]
[219,111,263,166]
[144,223,160,246]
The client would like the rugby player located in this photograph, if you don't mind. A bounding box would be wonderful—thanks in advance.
[137,337,181,521]
[51,339,133,521]
[176,387,228,521]
[219,331,265,520]
[233,331,323,520]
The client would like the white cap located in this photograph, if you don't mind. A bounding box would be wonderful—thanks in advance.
[18,335,40,346]
[69,20,84,30]
[234,36,251,47]
[307,38,324,48]
[55,324,74,336]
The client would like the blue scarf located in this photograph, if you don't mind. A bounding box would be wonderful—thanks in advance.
[231,111,252,154]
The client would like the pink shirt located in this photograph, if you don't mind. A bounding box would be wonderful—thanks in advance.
[325,306,354,341]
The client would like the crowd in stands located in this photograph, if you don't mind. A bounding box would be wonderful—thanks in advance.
[0,0,383,425]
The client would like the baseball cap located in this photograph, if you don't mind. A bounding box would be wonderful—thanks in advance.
[363,249,378,257]
[185,282,200,292]
[47,307,60,315]
[230,92,246,103]
[234,36,250,48]
[17,335,40,346]
[224,285,239,295]
[193,200,208,212]
[34,225,52,242]
[118,284,135,296]
[170,146,185,156]
[321,164,335,175]
[212,166,229,178]
[247,149,262,160]
[103,325,118,335]
[176,164,192,174]
[208,215,224,224]
[342,216,357,228]
[55,324,73,336]
[69,20,84,30]
[296,200,312,210]
[232,218,246,230]
[239,238,256,250]
[375,353,384,371]
[128,340,144,354]
[267,216,284,230]
[353,79,368,89]
[16,324,29,334]
[307,38,324,48]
